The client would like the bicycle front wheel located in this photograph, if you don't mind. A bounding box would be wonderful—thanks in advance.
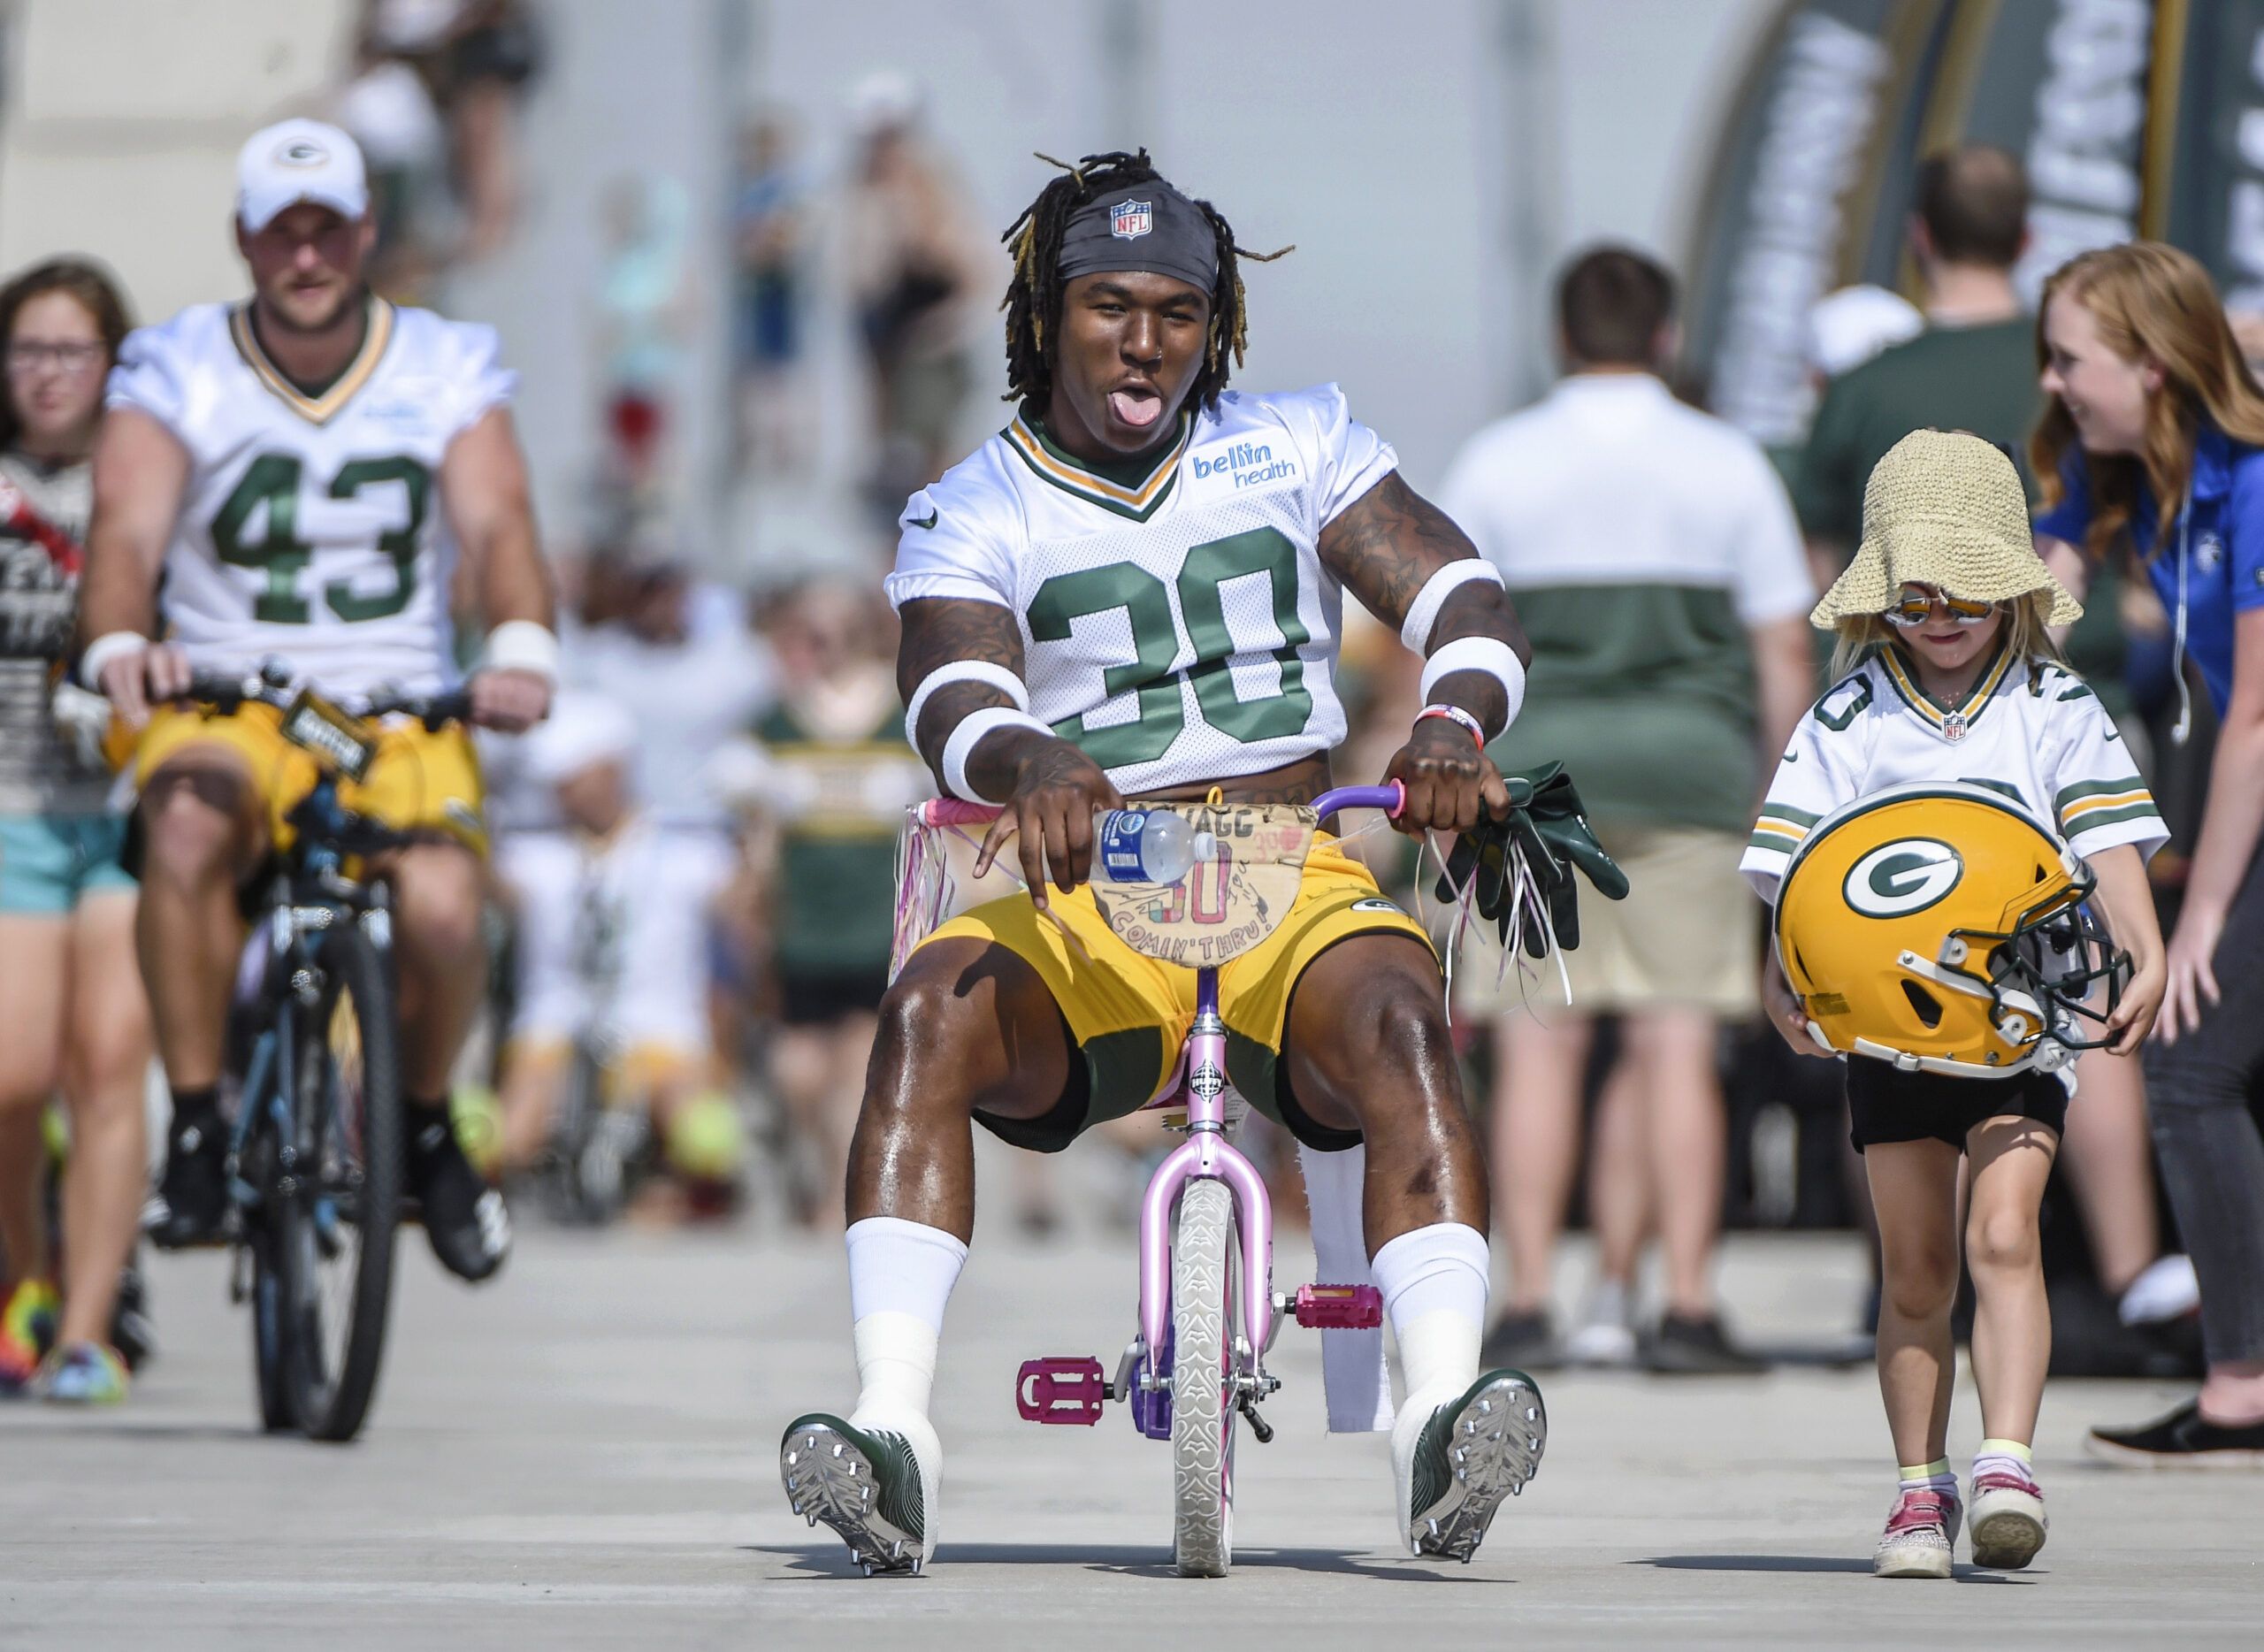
[1170,1176,1238,1577]
[277,919,402,1442]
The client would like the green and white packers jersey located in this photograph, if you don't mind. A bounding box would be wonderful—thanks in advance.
[106,297,516,705]
[885,384,1395,795]
[1740,643,2167,897]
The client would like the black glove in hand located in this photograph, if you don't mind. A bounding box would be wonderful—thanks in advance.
[1433,762,1628,958]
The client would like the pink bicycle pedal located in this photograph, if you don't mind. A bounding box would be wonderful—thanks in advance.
[1015,1357,1107,1424]
[1294,1283,1383,1329]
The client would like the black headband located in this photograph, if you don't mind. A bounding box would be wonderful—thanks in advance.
[1056,181,1218,294]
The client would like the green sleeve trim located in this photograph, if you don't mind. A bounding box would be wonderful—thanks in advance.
[2056,683,2096,702]
[1747,827,1802,853]
[2056,775,2150,810]
[2065,800,2162,833]
[1755,802,1821,827]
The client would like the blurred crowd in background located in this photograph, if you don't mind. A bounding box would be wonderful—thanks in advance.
[0,1,2245,1388]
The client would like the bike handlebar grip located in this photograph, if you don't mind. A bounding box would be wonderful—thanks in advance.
[919,798,1004,828]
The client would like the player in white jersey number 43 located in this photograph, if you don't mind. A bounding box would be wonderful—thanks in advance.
[779,150,1550,1572]
[76,120,556,1283]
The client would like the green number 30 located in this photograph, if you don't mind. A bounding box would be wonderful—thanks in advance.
[210,453,430,623]
[1026,527,1312,768]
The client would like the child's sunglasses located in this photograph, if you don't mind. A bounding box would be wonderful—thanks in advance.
[1881,584,1995,628]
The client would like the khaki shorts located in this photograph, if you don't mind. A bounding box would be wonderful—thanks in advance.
[1453,823,1759,1020]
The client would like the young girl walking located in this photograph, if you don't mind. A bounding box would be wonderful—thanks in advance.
[1740,430,2167,1576]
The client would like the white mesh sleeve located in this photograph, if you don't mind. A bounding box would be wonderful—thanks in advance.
[1280,383,1399,529]
[883,485,1017,609]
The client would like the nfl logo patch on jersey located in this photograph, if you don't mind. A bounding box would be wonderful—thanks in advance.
[1110,199,1152,240]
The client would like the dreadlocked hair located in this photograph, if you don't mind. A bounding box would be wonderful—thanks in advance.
[999,149,1289,417]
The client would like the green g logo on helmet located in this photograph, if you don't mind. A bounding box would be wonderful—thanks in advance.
[1843,838,1963,918]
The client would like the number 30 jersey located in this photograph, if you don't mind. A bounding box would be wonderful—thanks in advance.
[886,384,1395,795]
[106,298,516,703]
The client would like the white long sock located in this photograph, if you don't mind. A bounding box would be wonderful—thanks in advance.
[1373,1222,1489,1450]
[1297,1140,1394,1433]
[845,1216,966,1426]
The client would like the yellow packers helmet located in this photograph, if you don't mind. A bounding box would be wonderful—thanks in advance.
[1773,783,2128,1078]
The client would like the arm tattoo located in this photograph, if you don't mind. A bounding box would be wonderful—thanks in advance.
[1317,471,1479,626]
[896,597,1031,775]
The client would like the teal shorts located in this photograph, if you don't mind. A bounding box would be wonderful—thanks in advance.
[0,814,136,915]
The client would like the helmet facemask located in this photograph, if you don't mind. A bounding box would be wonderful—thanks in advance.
[1920,865,2130,1073]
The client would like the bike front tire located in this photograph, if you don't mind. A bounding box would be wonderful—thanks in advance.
[277,918,403,1442]
[1170,1176,1238,1577]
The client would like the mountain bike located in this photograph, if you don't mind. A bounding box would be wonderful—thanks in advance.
[181,665,469,1442]
[917,782,1493,1578]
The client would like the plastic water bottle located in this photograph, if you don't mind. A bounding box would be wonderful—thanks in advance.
[1096,808,1202,884]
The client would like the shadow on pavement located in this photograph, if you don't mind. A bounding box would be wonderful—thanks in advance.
[1636,1556,2036,1583]
[750,1542,1507,1582]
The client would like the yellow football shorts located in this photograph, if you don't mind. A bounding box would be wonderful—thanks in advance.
[133,701,486,853]
[919,835,1434,1151]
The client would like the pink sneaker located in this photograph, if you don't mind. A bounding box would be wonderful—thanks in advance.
[1874,1487,1960,1579]
[1969,1472,2046,1570]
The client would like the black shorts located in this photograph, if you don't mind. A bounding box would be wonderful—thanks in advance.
[1844,1058,2069,1154]
[777,967,891,1028]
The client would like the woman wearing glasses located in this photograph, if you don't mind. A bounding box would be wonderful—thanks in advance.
[2032,241,2264,1467]
[0,258,152,1404]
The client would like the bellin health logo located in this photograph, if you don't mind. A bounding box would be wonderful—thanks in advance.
[1192,440,1297,487]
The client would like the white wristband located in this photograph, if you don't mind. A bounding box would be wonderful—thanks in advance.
[483,619,560,684]
[905,660,1029,748]
[1399,558,1504,653]
[80,630,148,692]
[941,707,1052,803]
[1419,635,1526,735]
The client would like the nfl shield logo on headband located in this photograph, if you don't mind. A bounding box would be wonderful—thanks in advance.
[1110,199,1152,241]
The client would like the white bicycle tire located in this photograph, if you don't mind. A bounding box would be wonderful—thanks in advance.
[1171,1176,1237,1577]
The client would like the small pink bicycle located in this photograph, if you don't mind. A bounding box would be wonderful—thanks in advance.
[911,783,1411,1578]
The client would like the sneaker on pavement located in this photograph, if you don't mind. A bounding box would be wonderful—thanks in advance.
[1968,1472,2046,1569]
[1394,1370,1548,1563]
[408,1114,511,1282]
[110,1256,157,1373]
[1478,1309,1564,1373]
[1564,1281,1638,1367]
[145,1116,230,1250]
[39,1342,129,1406]
[780,1411,940,1575]
[2086,1400,2264,1467]
[0,1277,59,1396]
[1643,1312,1769,1375]
[1874,1486,1959,1579]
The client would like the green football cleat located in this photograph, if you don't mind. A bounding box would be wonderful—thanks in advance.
[780,1412,933,1576]
[1401,1370,1548,1562]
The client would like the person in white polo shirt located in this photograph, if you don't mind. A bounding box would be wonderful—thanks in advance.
[1439,246,1816,1373]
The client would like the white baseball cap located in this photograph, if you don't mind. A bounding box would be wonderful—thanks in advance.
[522,693,640,787]
[236,119,370,232]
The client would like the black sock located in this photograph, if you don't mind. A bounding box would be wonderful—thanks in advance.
[170,1087,218,1141]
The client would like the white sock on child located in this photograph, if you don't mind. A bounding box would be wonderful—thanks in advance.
[1972,1437,2036,1488]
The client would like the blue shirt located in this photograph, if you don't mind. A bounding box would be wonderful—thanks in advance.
[2032,424,2264,717]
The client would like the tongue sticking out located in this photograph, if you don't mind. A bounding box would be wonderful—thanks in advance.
[1109,388,1162,429]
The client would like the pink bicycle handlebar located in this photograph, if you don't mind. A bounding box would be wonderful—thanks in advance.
[916,781,1404,830]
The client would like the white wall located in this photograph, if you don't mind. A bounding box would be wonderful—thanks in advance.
[0,0,356,322]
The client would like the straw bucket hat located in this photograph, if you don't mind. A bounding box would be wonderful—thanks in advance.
[1809,428,2083,630]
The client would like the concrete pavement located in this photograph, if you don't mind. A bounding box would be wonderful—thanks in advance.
[3,1225,2260,1650]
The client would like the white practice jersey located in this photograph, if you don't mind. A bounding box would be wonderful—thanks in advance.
[885,385,1396,795]
[1740,645,2168,897]
[107,298,516,703]
[500,817,733,1057]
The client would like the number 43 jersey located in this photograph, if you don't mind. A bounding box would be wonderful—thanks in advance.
[106,298,516,703]
[886,384,1395,795]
